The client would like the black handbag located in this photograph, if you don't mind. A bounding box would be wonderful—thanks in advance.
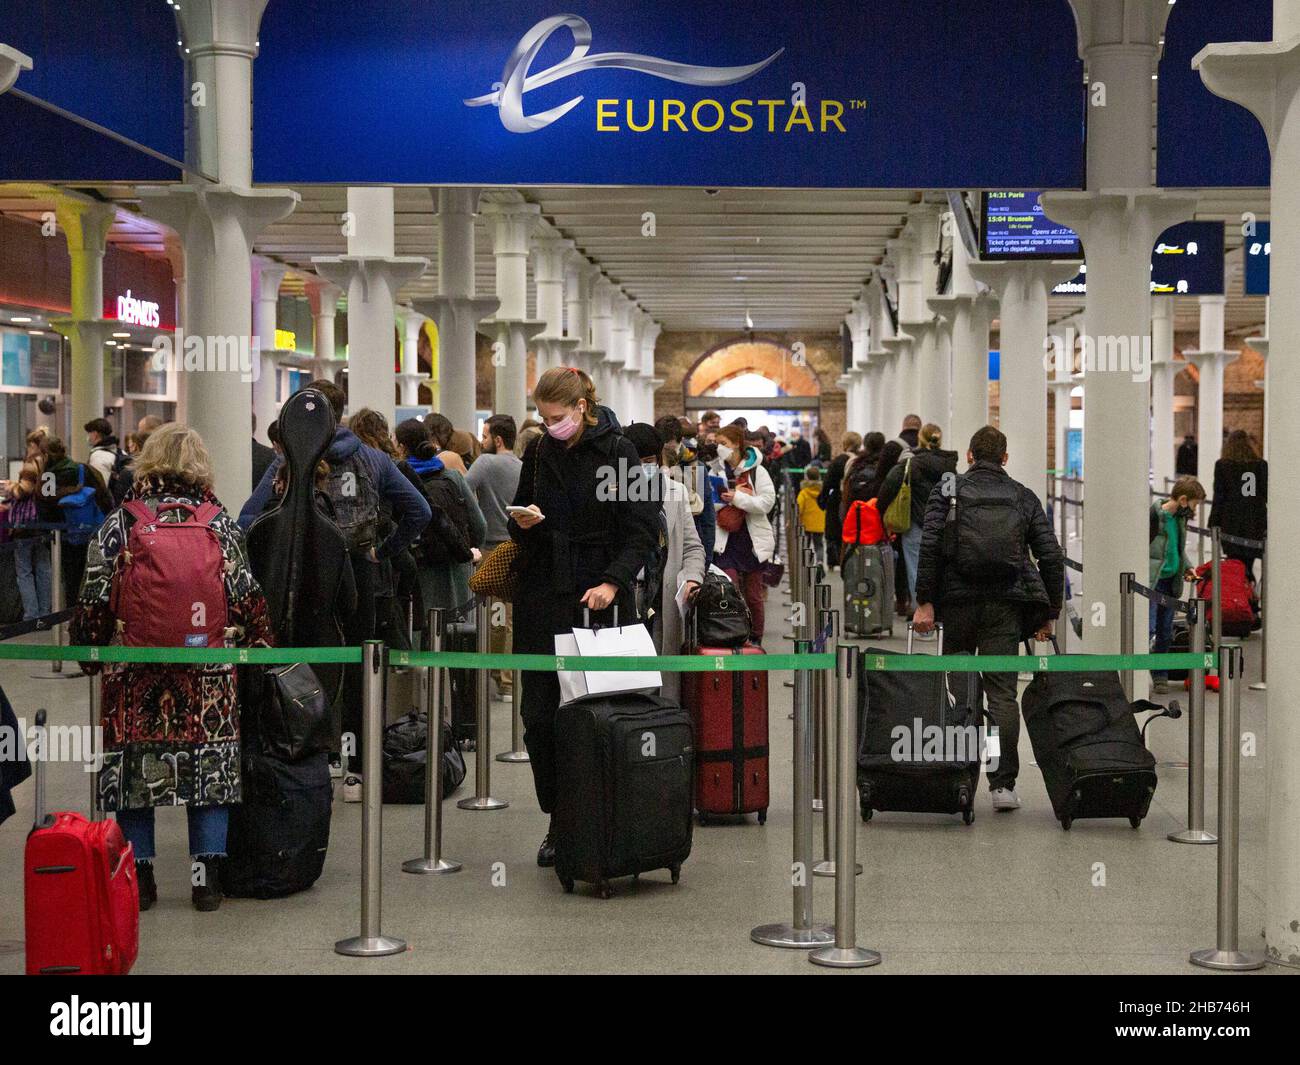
[689,572,752,648]
[242,661,331,763]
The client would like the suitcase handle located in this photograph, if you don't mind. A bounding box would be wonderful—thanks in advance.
[31,708,49,829]
[582,605,619,631]
[906,620,943,656]
[1024,635,1062,656]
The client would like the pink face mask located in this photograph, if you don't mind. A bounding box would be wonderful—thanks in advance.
[546,407,583,441]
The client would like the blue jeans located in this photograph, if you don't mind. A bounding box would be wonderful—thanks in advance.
[900,523,923,605]
[13,537,52,620]
[115,805,230,861]
[1149,575,1178,682]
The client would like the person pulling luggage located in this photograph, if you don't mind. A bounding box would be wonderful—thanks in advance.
[911,426,1064,812]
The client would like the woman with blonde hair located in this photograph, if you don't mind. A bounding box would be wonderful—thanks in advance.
[508,366,660,866]
[877,422,957,613]
[71,423,274,912]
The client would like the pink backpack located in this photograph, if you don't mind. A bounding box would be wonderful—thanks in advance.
[111,500,229,648]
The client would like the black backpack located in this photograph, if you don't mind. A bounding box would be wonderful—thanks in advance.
[846,456,876,505]
[324,452,381,552]
[944,474,1027,584]
[689,572,752,648]
[417,467,473,564]
[97,447,134,507]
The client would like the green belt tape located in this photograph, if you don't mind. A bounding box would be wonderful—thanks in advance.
[0,644,363,665]
[0,643,1210,674]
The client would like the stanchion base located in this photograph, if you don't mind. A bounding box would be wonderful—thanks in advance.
[1249,682,1267,692]
[334,934,408,957]
[495,750,531,763]
[809,945,882,969]
[1189,947,1265,971]
[1167,829,1218,845]
[31,670,85,681]
[813,860,862,877]
[812,799,824,813]
[402,856,463,874]
[456,796,510,811]
[750,922,835,949]
[1156,760,1189,769]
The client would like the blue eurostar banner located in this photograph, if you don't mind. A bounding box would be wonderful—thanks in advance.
[252,0,1086,189]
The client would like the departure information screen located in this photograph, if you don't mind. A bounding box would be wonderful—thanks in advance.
[980,190,1082,260]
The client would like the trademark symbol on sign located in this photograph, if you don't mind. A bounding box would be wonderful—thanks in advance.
[850,99,867,110]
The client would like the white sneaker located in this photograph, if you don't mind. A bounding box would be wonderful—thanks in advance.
[328,757,343,780]
[342,774,363,803]
[991,787,1021,812]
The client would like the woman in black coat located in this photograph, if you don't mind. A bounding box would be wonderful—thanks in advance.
[509,367,661,866]
[1209,430,1267,577]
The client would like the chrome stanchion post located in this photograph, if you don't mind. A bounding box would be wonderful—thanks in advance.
[458,597,509,810]
[1118,572,1135,702]
[497,670,529,763]
[1250,547,1266,691]
[751,638,834,949]
[51,530,64,673]
[1210,527,1223,675]
[404,610,463,875]
[1190,645,1263,970]
[814,599,858,877]
[810,645,881,969]
[336,640,408,957]
[803,550,823,811]
[1169,597,1216,845]
[1196,501,1206,566]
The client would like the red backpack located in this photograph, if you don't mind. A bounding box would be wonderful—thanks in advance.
[111,500,229,648]
[1195,558,1256,638]
[842,498,886,545]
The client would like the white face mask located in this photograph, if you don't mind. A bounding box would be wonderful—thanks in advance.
[641,462,659,474]
[716,443,734,463]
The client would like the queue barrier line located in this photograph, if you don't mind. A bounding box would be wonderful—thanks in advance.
[0,643,1210,673]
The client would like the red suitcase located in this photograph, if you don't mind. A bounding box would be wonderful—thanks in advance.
[683,644,770,824]
[25,710,139,976]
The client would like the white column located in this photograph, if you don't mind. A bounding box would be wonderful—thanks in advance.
[1194,0,1300,970]
[563,250,591,369]
[608,297,635,422]
[50,197,117,461]
[313,187,427,426]
[162,232,189,423]
[1042,0,1196,661]
[531,231,578,382]
[413,188,499,429]
[482,201,545,422]
[588,276,615,405]
[968,259,1080,505]
[305,277,341,375]
[1183,295,1231,492]
[865,275,893,432]
[640,318,662,424]
[396,307,428,408]
[1150,296,1177,488]
[251,257,288,442]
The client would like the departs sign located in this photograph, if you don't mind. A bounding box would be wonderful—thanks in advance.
[253,0,1086,188]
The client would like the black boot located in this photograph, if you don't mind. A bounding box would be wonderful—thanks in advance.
[136,861,157,912]
[536,818,556,868]
[191,855,223,912]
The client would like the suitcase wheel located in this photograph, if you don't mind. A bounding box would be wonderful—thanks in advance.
[669,864,681,885]
[860,799,873,823]
[1060,817,1072,831]
[1129,816,1142,830]
[962,808,974,826]
[758,808,767,826]
[561,878,575,894]
[697,811,709,827]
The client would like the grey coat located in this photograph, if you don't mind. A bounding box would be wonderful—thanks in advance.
[417,467,487,616]
[656,473,707,703]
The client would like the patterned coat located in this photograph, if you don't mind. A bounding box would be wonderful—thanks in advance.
[71,477,273,812]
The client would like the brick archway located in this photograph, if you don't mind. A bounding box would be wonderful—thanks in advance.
[683,336,822,399]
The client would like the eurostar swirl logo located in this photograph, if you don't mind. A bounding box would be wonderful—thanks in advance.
[464,14,784,133]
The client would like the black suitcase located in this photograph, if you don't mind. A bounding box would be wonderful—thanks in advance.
[857,623,982,823]
[224,750,332,898]
[553,692,694,898]
[446,618,479,746]
[1021,642,1158,831]
[842,542,892,636]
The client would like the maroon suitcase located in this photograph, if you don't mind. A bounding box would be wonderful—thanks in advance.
[683,644,770,824]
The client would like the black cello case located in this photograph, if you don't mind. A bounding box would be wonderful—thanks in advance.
[226,388,351,898]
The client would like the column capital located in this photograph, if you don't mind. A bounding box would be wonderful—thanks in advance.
[305,277,342,318]
[138,184,299,247]
[252,256,290,302]
[0,44,32,95]
[174,0,271,62]
[55,197,117,257]
[411,294,500,331]
[1195,35,1300,153]
[311,255,428,304]
[1245,335,1269,360]
[967,258,1081,302]
[1067,0,1172,58]
[49,318,121,348]
[1040,189,1198,253]
[483,200,542,256]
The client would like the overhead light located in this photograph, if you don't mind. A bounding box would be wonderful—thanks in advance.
[11,316,32,324]
[112,331,131,338]
[106,340,117,346]
[28,329,45,335]
[733,275,748,282]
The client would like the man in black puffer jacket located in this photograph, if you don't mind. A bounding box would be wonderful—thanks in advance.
[912,425,1064,813]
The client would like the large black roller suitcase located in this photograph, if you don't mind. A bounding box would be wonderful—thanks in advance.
[1022,642,1157,830]
[857,624,982,823]
[553,692,694,898]
[446,618,479,746]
